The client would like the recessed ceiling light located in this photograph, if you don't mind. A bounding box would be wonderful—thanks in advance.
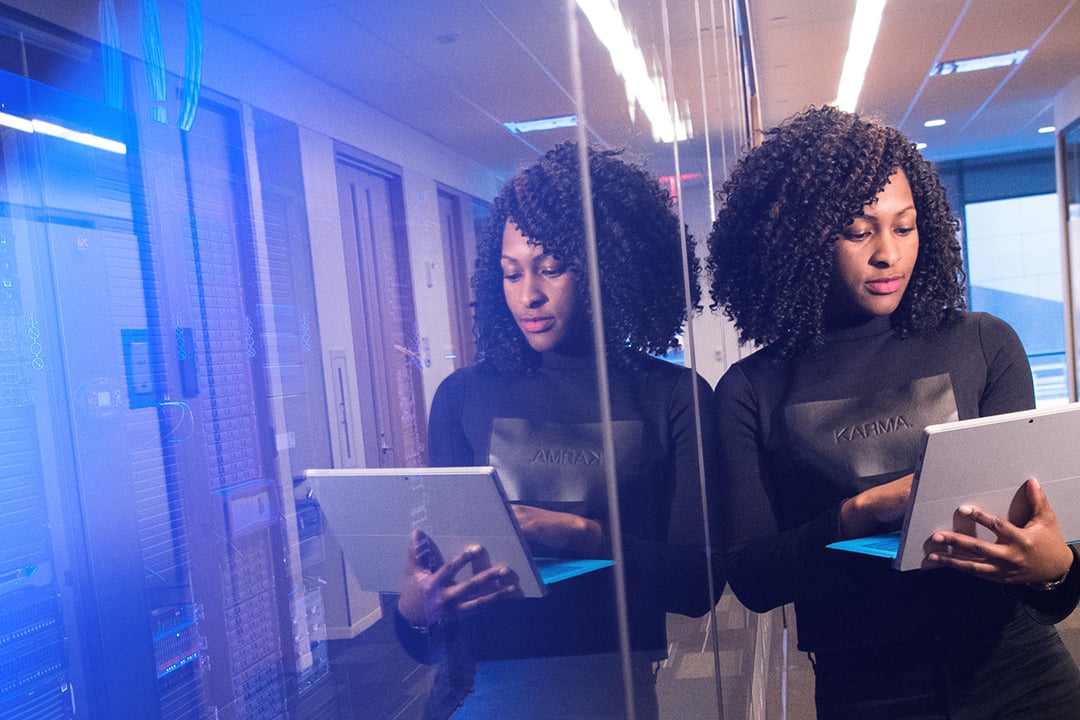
[923,118,946,128]
[502,115,578,135]
[1038,126,1056,134]
[915,142,928,150]
[929,49,1029,76]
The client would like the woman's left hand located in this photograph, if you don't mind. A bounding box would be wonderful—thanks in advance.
[511,504,606,558]
[924,477,1074,585]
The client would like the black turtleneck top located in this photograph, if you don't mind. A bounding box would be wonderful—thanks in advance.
[414,350,723,661]
[714,311,1080,653]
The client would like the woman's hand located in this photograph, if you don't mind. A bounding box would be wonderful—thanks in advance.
[397,529,521,628]
[839,473,914,539]
[924,477,1074,585]
[511,504,606,558]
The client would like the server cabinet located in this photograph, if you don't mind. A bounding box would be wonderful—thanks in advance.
[0,58,330,718]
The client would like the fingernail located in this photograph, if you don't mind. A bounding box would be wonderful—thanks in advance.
[932,533,944,543]
[958,505,972,515]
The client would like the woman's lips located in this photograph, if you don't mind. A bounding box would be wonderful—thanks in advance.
[866,277,904,295]
[519,317,555,333]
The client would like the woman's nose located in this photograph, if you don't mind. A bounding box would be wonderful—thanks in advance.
[870,232,901,267]
[520,274,546,308]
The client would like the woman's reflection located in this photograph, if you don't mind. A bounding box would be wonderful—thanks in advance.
[395,141,724,719]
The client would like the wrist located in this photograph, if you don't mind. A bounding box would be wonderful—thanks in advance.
[1027,566,1070,591]
[395,595,430,628]
[1028,545,1077,591]
[572,516,605,557]
[395,605,442,633]
[839,496,865,539]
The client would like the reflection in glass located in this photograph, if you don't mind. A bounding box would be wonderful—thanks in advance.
[1063,118,1080,403]
[0,2,752,718]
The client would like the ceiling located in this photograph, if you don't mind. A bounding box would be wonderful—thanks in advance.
[752,0,1080,161]
[9,0,1080,175]
[186,0,1080,173]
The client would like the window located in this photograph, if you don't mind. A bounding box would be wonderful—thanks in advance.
[965,194,1069,406]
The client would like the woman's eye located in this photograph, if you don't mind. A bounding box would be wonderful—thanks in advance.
[540,266,565,277]
[842,230,870,241]
[895,226,916,236]
[502,272,522,282]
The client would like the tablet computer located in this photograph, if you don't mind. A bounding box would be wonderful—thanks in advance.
[829,403,1080,570]
[303,466,612,597]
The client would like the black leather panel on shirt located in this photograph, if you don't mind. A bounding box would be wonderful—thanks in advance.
[488,417,642,517]
[783,373,959,491]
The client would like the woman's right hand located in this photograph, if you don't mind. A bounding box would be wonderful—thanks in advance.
[397,529,522,628]
[839,473,914,539]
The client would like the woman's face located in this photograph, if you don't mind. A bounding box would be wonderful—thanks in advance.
[501,220,581,352]
[829,169,919,320]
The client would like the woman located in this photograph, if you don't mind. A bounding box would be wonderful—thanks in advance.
[396,141,723,719]
[708,105,1080,718]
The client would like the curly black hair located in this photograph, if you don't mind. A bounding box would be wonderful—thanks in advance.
[707,105,965,357]
[473,141,700,373]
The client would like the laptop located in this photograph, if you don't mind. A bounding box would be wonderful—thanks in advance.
[829,403,1080,571]
[303,466,613,597]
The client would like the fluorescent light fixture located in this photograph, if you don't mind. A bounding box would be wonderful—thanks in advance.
[31,119,127,154]
[834,0,887,112]
[503,115,578,135]
[915,142,928,150]
[923,118,946,128]
[576,0,690,143]
[0,111,33,133]
[929,49,1028,77]
[1038,126,1056,134]
[0,110,126,154]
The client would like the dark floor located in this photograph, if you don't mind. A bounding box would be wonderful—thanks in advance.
[322,596,1080,720]
[326,612,435,720]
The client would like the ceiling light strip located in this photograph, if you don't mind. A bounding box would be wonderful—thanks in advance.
[0,111,33,133]
[834,0,886,112]
[0,110,126,154]
[929,49,1028,76]
[502,115,579,134]
[576,0,687,142]
[31,118,127,154]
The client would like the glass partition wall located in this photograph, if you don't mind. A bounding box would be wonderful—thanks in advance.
[0,1,768,719]
[1062,118,1080,404]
